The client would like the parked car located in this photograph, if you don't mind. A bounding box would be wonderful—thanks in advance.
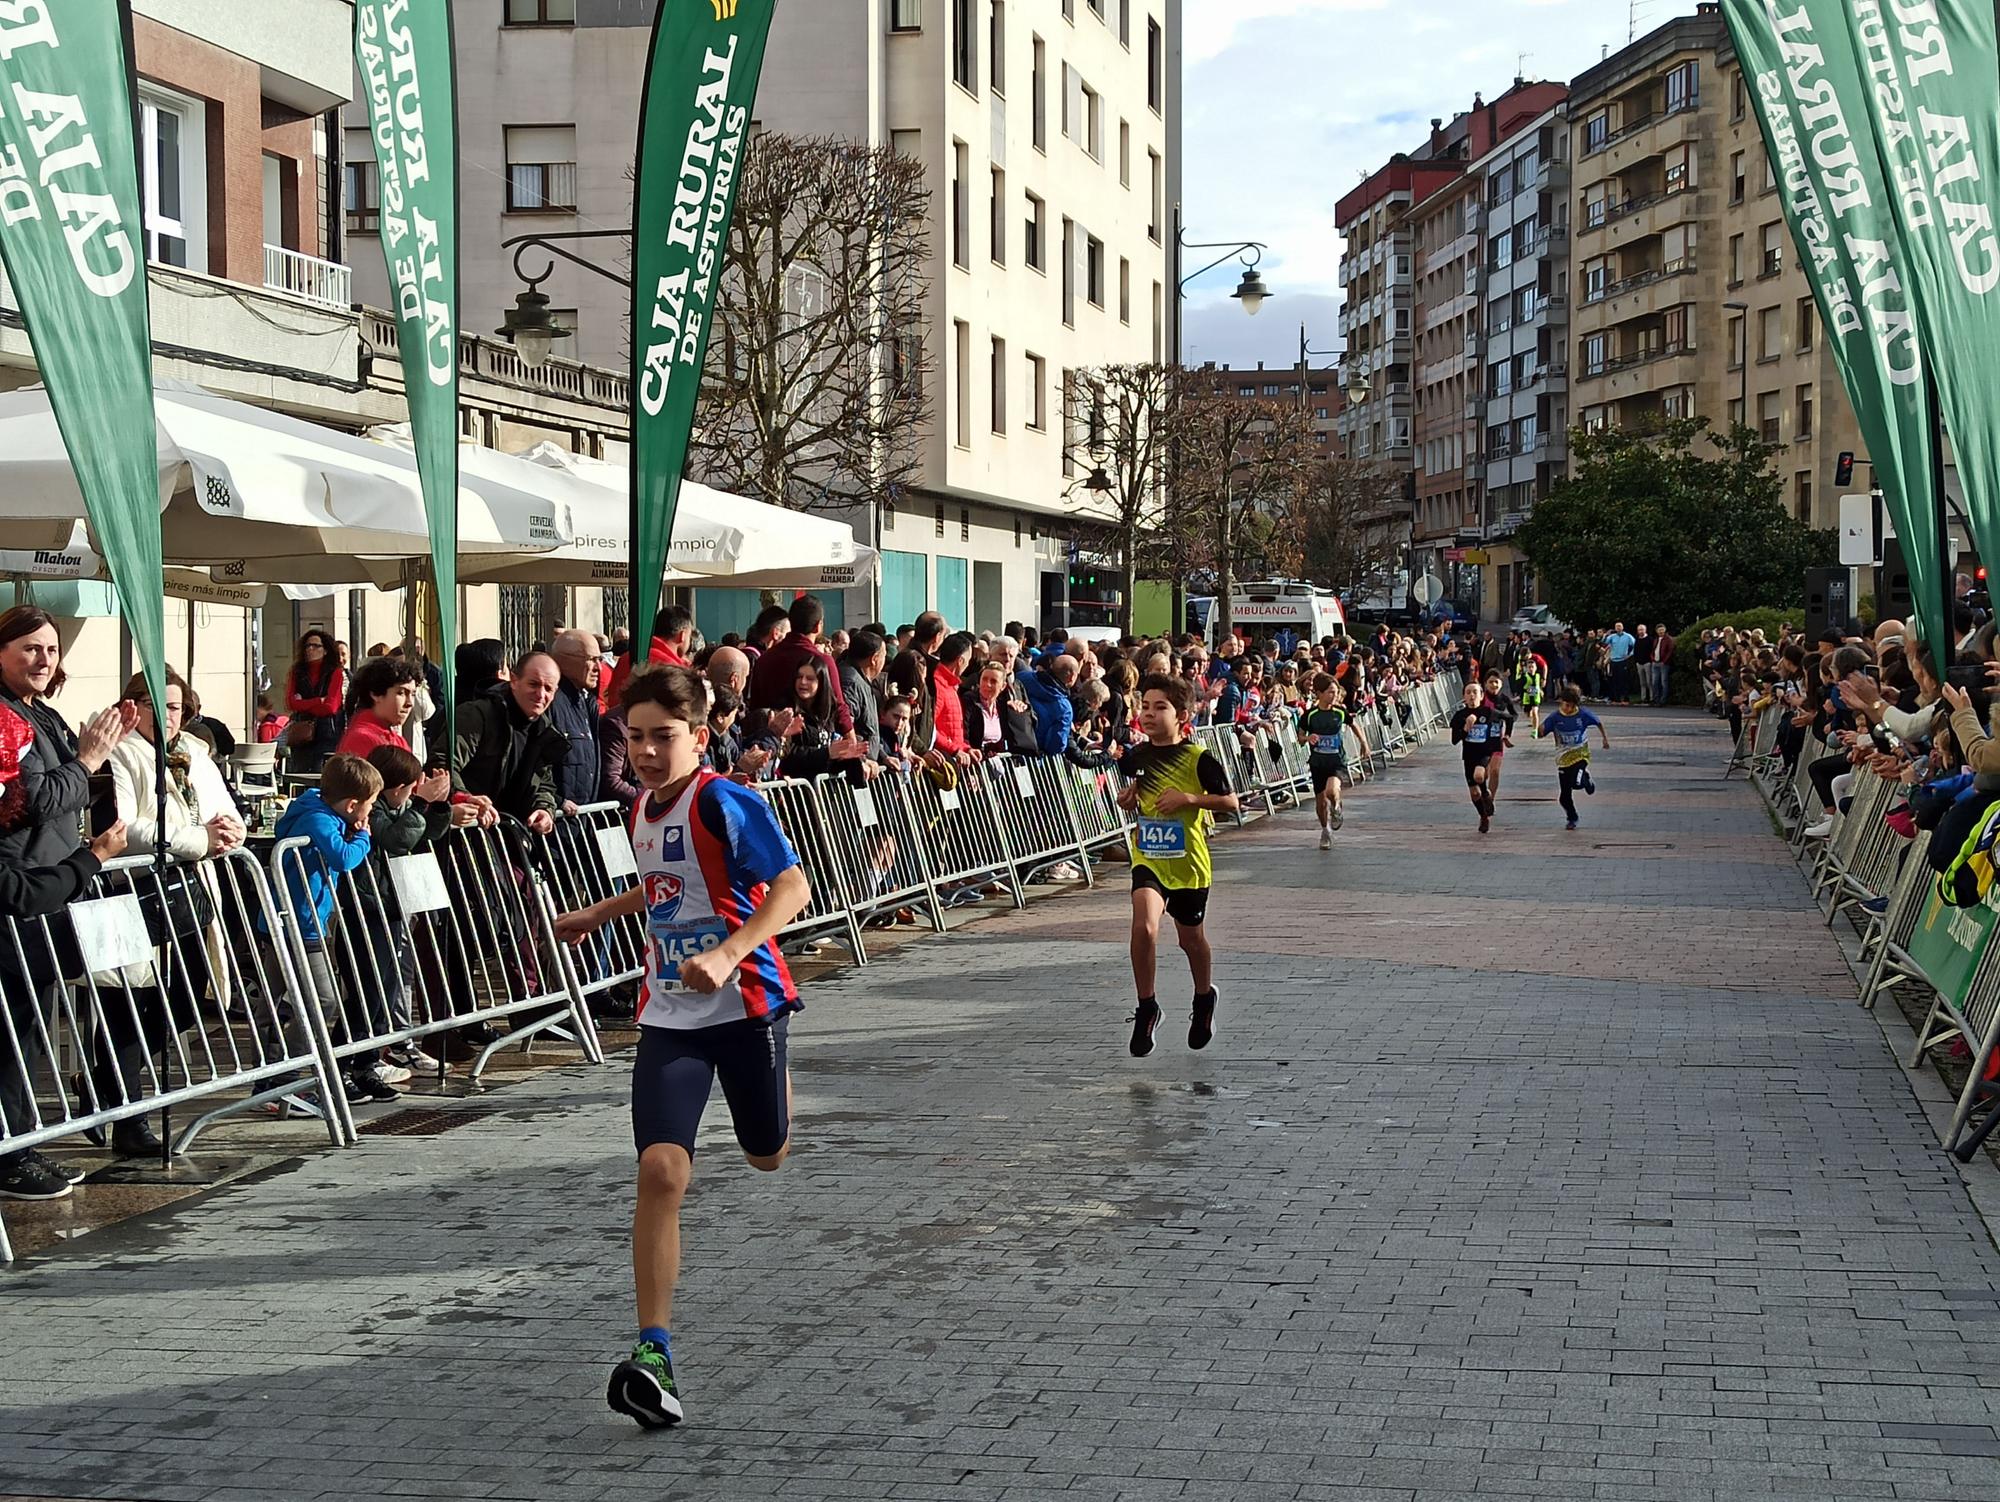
[1509,604,1570,636]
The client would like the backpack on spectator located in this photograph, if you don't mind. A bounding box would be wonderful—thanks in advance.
[1934,800,2000,908]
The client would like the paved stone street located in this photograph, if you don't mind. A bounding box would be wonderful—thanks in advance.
[5,709,2000,1502]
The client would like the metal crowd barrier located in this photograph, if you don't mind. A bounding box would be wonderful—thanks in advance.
[983,753,1094,887]
[533,803,646,1009]
[740,778,871,961]
[268,818,603,1142]
[0,848,343,1262]
[811,771,948,935]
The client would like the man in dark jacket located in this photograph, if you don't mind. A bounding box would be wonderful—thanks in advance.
[839,629,889,764]
[452,654,569,834]
[547,630,604,809]
[747,594,853,735]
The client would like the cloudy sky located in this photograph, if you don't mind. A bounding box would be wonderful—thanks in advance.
[1178,0,1696,370]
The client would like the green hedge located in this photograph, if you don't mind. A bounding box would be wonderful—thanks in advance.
[1669,608,1795,704]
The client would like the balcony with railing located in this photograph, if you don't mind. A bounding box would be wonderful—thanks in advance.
[262,244,352,310]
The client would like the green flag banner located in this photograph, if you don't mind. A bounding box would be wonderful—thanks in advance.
[630,0,778,659]
[0,1,165,720]
[1720,0,1948,657]
[1907,885,1997,1012]
[355,0,459,728]
[1838,0,2000,582]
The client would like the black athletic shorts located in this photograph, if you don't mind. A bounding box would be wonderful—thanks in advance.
[1309,754,1348,794]
[1462,751,1496,786]
[1131,865,1210,927]
[631,1013,791,1160]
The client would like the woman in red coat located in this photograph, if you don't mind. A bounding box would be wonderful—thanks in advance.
[285,629,346,773]
[927,632,977,762]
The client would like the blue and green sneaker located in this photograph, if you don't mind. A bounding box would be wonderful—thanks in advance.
[607,1339,682,1429]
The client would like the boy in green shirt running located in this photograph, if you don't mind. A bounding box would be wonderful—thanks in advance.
[1297,671,1369,850]
[1117,674,1240,1057]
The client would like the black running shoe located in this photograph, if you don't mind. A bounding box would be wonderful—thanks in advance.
[607,1339,683,1429]
[1128,998,1162,1057]
[1189,990,1218,1051]
[0,1149,78,1201]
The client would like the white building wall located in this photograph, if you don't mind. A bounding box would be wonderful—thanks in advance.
[355,0,1180,636]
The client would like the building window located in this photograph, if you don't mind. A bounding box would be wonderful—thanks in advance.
[891,128,921,159]
[954,320,972,447]
[990,1,1005,93]
[961,506,971,541]
[991,337,1007,432]
[1664,145,1691,194]
[1728,232,1743,285]
[1153,281,1163,362]
[506,0,575,21]
[344,149,379,236]
[1119,0,1131,46]
[1581,333,1606,375]
[1062,217,1076,324]
[1731,67,1747,120]
[1728,397,1746,429]
[1730,151,1745,204]
[1582,259,1609,302]
[505,125,577,212]
[1086,234,1104,307]
[1796,470,1813,519]
[1119,120,1130,186]
[990,167,1006,264]
[1761,222,1783,276]
[952,0,977,91]
[889,331,923,402]
[1666,60,1699,114]
[1031,36,1047,151]
[1584,109,1610,152]
[140,90,208,270]
[1148,19,1163,112]
[1796,384,1813,439]
[1149,150,1163,242]
[1062,0,1074,18]
[1027,351,1047,430]
[1025,191,1045,270]
[1798,296,1816,352]
[1119,257,1130,323]
[890,0,922,29]
[1759,305,1782,360]
[952,140,970,268]
[1727,314,1745,369]
[1757,390,1780,443]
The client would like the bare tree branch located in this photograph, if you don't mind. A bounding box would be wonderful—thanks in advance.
[691,134,932,513]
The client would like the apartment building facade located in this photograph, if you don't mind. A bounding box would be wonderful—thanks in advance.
[1712,39,1863,527]
[1568,8,1721,444]
[1180,360,1344,455]
[350,0,1183,638]
[1566,3,1861,532]
[1345,82,1566,612]
[1411,172,1481,566]
[1469,102,1570,618]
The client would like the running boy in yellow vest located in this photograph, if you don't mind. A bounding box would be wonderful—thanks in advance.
[1117,674,1240,1056]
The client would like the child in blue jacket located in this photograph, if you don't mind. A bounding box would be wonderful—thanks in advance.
[266,754,382,1097]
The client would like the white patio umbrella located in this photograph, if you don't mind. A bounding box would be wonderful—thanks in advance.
[466,443,875,590]
[0,383,570,567]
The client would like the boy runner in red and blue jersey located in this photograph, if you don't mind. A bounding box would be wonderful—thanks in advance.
[557,666,811,1431]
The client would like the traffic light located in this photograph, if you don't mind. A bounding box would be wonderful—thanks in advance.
[1835,451,1855,487]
